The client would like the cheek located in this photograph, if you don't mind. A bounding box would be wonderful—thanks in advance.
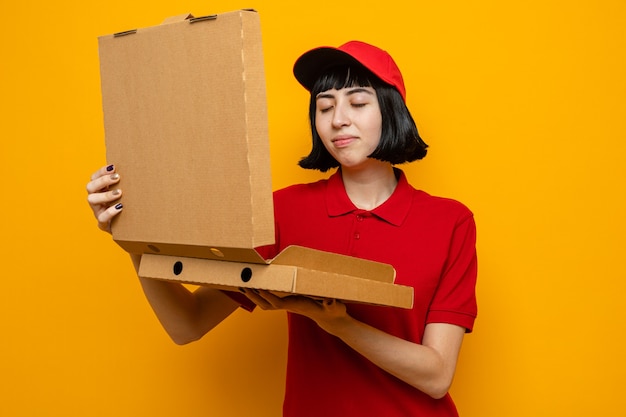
[365,116,383,147]
[314,117,331,142]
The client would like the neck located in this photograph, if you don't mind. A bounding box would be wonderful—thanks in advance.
[340,162,397,211]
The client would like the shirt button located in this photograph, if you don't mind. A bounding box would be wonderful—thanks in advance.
[356,215,364,221]
[354,232,360,240]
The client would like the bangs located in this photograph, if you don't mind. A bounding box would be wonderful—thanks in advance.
[311,65,380,95]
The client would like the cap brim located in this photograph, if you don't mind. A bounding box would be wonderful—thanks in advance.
[293,47,364,92]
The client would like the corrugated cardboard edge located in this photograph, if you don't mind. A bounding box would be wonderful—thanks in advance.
[238,11,274,248]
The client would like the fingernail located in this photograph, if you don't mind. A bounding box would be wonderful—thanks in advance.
[106,164,114,172]
[110,173,120,181]
[115,203,123,210]
[112,189,121,196]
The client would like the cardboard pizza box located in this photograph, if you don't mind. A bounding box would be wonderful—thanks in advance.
[98,9,413,308]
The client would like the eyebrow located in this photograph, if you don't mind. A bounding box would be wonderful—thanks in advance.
[316,87,375,100]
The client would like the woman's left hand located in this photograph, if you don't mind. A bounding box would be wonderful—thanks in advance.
[241,289,348,331]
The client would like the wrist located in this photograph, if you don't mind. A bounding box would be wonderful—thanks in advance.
[316,305,354,336]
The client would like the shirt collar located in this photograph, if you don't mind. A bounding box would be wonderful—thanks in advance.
[325,168,414,226]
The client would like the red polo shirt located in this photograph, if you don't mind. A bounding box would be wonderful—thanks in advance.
[256,168,477,417]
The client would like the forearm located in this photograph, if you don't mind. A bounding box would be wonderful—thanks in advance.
[242,291,464,398]
[131,254,238,344]
[320,316,463,399]
[137,277,202,343]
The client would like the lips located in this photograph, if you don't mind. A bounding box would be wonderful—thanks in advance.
[332,135,357,148]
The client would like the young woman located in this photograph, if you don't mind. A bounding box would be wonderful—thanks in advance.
[87,40,477,417]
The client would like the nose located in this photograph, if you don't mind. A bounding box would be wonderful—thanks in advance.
[331,104,350,128]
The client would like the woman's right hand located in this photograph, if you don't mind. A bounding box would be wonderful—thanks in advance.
[86,164,123,233]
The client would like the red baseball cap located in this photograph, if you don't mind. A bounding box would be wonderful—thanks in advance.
[293,40,406,101]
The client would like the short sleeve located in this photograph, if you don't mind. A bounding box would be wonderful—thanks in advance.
[426,213,478,332]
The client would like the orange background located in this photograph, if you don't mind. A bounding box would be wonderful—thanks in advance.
[1,1,625,416]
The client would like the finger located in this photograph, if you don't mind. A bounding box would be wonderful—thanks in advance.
[86,172,120,194]
[90,164,116,181]
[255,290,282,303]
[87,188,122,207]
[240,288,274,310]
[321,298,335,306]
[96,202,124,230]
